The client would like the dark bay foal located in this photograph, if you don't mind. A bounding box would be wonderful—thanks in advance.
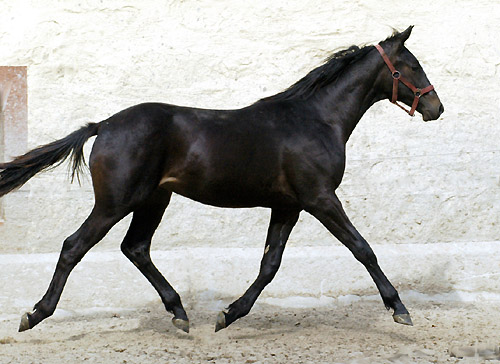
[0,26,443,334]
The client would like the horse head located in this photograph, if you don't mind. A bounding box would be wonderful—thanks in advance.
[376,26,444,121]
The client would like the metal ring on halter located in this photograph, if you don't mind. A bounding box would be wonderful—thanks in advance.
[392,71,401,79]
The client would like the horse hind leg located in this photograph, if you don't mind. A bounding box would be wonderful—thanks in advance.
[19,206,127,332]
[120,189,189,333]
[18,130,170,332]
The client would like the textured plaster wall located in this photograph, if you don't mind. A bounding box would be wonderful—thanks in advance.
[0,0,498,259]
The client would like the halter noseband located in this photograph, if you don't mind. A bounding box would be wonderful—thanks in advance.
[375,44,434,116]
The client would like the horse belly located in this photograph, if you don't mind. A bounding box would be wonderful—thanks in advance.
[159,172,297,209]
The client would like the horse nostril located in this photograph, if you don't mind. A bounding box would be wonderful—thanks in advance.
[439,103,444,115]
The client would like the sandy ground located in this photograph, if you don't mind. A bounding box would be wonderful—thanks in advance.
[1,299,499,364]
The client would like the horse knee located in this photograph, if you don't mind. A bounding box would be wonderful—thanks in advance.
[121,240,150,265]
[259,255,282,283]
[260,266,277,282]
[352,243,378,267]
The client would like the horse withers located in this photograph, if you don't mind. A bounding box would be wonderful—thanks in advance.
[0,26,443,334]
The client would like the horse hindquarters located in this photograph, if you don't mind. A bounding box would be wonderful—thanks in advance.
[19,108,176,331]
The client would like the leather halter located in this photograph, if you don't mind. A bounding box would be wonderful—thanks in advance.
[375,44,434,116]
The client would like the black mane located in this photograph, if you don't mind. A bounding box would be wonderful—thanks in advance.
[260,44,374,102]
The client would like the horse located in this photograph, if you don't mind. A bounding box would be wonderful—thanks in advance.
[0,26,443,334]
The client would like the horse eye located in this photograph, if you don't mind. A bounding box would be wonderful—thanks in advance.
[411,65,419,71]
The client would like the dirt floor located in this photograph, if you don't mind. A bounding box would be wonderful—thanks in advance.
[1,299,499,364]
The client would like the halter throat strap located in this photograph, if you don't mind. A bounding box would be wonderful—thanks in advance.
[375,44,434,116]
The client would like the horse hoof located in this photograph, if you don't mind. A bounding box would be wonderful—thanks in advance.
[172,317,190,333]
[393,313,413,326]
[214,311,226,332]
[18,313,31,332]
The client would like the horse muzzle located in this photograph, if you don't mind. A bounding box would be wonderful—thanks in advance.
[421,98,444,121]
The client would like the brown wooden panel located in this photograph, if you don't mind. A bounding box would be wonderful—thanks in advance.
[0,66,28,162]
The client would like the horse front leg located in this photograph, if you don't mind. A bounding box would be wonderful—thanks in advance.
[304,192,412,326]
[215,208,300,332]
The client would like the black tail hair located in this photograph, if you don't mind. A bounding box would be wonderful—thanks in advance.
[0,122,99,197]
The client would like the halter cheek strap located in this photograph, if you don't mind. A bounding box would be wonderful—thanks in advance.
[375,44,434,116]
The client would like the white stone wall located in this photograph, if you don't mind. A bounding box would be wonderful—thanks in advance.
[0,0,499,301]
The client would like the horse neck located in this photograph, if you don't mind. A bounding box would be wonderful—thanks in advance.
[313,48,384,143]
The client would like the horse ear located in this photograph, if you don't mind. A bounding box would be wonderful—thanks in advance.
[383,26,414,53]
[398,25,414,44]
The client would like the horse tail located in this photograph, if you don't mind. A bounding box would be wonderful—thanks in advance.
[0,122,99,197]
